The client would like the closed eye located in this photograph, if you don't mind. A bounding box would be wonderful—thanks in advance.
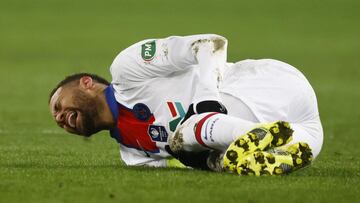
[52,101,61,116]
[55,101,61,112]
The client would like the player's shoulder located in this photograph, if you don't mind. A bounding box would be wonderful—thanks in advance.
[109,39,153,74]
[112,39,155,63]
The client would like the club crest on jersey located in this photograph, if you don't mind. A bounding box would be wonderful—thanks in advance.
[148,125,168,142]
[141,41,156,61]
[133,103,152,121]
[167,102,186,132]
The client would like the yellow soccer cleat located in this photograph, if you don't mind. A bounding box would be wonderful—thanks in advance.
[223,121,293,172]
[235,142,313,176]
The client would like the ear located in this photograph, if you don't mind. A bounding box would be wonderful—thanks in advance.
[79,76,94,90]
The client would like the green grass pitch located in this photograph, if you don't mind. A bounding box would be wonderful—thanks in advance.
[1,0,360,202]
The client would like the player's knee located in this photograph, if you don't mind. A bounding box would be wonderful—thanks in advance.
[305,119,324,159]
[169,125,185,153]
[291,121,324,159]
[310,126,324,159]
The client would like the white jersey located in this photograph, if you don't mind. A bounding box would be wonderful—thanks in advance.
[108,34,322,166]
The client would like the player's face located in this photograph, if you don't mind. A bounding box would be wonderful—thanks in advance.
[49,86,100,137]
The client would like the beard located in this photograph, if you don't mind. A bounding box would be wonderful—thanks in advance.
[73,89,102,137]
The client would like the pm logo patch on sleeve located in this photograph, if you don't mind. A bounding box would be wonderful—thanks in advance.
[141,41,156,61]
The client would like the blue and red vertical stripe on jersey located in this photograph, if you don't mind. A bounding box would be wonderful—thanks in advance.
[104,85,160,153]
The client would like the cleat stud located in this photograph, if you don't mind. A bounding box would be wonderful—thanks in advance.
[271,127,280,134]
[254,152,265,164]
[274,167,283,174]
[260,170,271,176]
[301,142,309,149]
[249,133,257,141]
[234,139,242,147]
[292,154,301,166]
[225,150,238,163]
[266,155,275,164]
[288,146,299,154]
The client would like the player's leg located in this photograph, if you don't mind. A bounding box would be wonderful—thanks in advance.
[169,87,319,175]
[168,112,307,174]
[220,92,258,122]
[177,37,228,131]
[226,120,322,175]
[220,60,322,175]
[169,112,293,154]
[219,97,321,175]
[171,59,320,174]
[221,122,316,175]
[166,39,230,171]
[170,113,255,152]
[191,36,227,105]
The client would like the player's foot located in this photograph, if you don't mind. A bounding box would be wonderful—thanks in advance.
[223,121,293,172]
[235,142,313,176]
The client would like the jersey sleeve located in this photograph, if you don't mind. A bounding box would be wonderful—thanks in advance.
[119,145,168,167]
[110,34,228,90]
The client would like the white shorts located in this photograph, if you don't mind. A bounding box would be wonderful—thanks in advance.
[219,59,324,158]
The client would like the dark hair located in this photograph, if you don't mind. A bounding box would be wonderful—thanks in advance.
[49,73,110,102]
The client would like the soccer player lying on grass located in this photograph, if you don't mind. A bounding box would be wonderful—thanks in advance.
[49,34,323,175]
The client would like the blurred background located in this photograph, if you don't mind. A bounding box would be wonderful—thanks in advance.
[0,0,359,202]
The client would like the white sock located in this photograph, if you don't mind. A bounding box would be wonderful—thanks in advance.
[179,113,256,152]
